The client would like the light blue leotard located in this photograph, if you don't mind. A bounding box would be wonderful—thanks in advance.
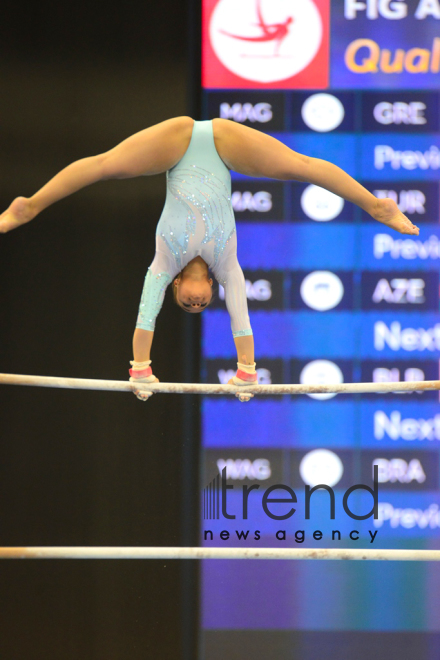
[136,120,253,338]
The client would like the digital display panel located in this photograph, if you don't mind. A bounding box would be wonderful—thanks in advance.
[199,1,440,658]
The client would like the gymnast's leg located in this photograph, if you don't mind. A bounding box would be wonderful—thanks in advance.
[0,116,194,233]
[213,119,419,236]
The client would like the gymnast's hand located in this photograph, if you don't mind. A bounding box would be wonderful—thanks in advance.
[373,198,420,236]
[129,360,158,401]
[0,197,37,234]
[228,355,258,403]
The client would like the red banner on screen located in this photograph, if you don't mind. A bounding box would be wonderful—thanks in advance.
[202,0,330,89]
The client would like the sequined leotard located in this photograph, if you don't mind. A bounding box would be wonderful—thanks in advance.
[135,120,252,338]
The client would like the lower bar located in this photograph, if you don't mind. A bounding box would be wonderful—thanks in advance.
[0,547,440,560]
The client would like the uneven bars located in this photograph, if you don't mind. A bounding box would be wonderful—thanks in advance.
[1,373,440,396]
[0,547,439,560]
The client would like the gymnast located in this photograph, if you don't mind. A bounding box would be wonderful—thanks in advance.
[0,117,420,402]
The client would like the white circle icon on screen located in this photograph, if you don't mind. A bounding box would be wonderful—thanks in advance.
[209,0,323,83]
[301,93,345,132]
[300,271,344,311]
[300,360,343,400]
[299,449,344,487]
[301,185,344,222]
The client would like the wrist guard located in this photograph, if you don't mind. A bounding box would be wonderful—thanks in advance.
[232,361,258,386]
[129,359,156,382]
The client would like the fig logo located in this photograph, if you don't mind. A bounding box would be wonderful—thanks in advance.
[209,0,323,83]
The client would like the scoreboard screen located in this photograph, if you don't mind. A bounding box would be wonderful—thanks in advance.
[199,1,440,658]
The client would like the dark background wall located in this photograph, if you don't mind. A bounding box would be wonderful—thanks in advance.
[0,1,200,658]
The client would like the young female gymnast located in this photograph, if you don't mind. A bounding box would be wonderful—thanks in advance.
[0,117,420,402]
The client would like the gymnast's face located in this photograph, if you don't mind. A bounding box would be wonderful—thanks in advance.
[174,276,213,313]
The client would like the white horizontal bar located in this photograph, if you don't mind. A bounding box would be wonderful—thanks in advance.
[0,547,439,561]
[1,373,439,396]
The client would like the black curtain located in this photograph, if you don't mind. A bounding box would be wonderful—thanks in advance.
[0,1,200,658]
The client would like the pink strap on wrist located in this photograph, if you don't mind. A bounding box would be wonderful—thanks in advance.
[129,366,153,379]
[236,369,258,382]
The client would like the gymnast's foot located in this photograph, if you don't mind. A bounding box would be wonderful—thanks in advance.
[0,197,36,233]
[372,198,419,236]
